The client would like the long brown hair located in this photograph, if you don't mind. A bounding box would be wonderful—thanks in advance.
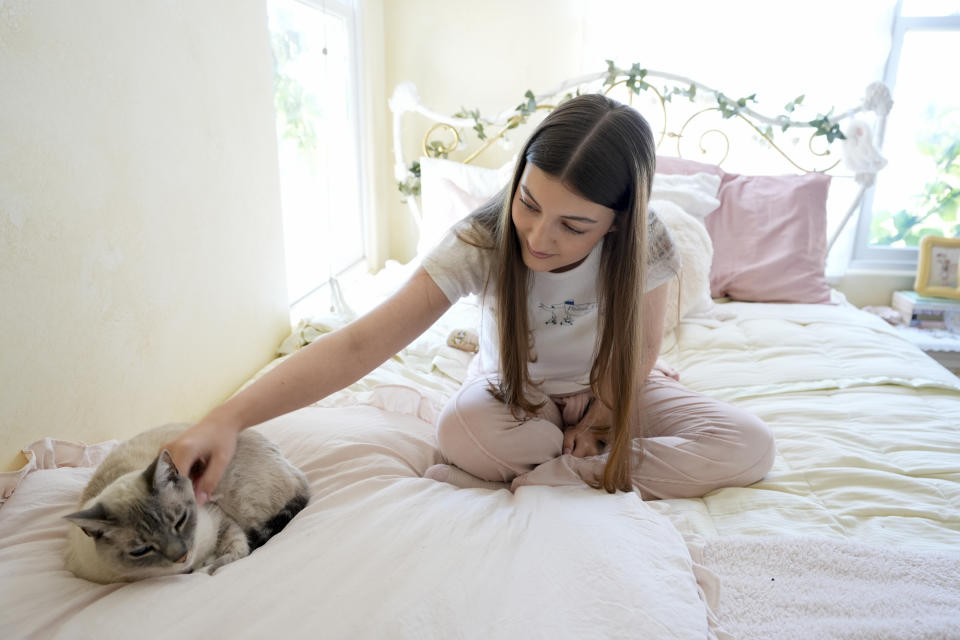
[458,94,656,493]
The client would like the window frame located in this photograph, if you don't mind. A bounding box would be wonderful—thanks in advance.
[850,2,960,270]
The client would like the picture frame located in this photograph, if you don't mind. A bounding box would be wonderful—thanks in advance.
[915,235,960,300]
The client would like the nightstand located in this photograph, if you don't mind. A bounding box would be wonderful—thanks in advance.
[891,325,960,377]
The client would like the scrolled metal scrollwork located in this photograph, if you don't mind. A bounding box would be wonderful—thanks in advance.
[603,80,667,148]
[421,123,461,159]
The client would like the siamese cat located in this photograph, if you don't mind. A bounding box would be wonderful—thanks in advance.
[64,423,309,583]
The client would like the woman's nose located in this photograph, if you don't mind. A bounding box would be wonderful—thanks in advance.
[527,218,550,250]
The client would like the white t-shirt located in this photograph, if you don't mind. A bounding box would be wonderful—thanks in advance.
[422,211,681,395]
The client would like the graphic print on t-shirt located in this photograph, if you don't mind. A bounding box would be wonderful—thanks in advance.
[537,300,598,326]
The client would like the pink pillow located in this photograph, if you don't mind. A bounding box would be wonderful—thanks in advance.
[708,172,832,303]
[656,156,832,304]
[656,155,724,177]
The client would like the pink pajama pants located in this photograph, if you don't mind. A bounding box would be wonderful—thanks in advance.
[434,369,776,499]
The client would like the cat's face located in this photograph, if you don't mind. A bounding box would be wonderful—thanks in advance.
[65,451,200,580]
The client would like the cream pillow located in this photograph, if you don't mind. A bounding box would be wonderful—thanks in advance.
[652,199,715,334]
[650,171,722,334]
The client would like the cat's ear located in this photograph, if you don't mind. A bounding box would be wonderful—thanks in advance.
[143,450,182,492]
[64,503,115,539]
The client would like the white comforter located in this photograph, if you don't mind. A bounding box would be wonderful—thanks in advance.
[0,396,713,639]
[655,299,960,552]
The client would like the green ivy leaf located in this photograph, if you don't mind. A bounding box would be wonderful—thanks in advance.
[515,90,537,117]
[784,94,805,112]
[893,210,919,233]
[938,195,958,222]
[939,140,960,170]
[625,64,649,94]
[603,60,619,87]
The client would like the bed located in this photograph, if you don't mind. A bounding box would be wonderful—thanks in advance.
[2,66,959,639]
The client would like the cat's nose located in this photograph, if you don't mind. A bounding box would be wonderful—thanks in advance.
[165,542,188,563]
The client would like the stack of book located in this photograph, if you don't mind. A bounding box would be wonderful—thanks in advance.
[892,290,960,333]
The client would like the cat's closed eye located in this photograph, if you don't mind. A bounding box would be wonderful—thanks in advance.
[174,511,187,531]
[129,545,154,558]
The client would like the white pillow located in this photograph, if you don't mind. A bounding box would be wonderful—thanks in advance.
[417,156,515,257]
[650,172,722,221]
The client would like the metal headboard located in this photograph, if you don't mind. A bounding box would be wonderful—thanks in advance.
[389,63,893,252]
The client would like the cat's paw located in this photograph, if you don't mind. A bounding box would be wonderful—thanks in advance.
[203,557,232,575]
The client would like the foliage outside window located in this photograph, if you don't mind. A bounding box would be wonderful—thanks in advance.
[870,108,960,246]
[864,5,960,251]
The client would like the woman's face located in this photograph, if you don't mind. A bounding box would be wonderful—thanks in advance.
[511,164,616,273]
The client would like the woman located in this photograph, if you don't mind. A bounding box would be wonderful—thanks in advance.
[166,94,775,501]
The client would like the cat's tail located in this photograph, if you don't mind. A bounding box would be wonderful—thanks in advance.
[245,493,309,551]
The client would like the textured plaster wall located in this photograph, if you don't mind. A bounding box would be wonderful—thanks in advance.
[0,0,289,469]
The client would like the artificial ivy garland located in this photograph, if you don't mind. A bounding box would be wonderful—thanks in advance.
[398,60,846,199]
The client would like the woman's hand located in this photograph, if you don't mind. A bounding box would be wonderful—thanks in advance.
[652,358,680,381]
[163,418,241,505]
[562,399,613,458]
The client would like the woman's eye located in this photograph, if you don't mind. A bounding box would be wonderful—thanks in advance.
[175,512,187,530]
[596,440,608,451]
[129,546,154,558]
[564,224,586,235]
[519,198,535,211]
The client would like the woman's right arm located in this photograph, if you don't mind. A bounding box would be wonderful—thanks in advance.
[165,266,453,502]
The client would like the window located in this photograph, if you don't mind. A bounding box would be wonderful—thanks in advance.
[852,0,960,269]
[267,0,366,305]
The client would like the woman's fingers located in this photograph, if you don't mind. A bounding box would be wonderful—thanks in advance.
[192,449,231,505]
[653,359,680,381]
[163,422,238,505]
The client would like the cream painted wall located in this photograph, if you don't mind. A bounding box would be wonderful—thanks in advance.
[382,0,588,263]
[0,1,289,470]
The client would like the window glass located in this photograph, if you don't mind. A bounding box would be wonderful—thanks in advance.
[869,29,960,247]
[900,0,960,17]
[268,0,364,305]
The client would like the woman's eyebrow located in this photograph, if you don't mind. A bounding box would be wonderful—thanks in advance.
[520,185,542,209]
[520,185,599,223]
